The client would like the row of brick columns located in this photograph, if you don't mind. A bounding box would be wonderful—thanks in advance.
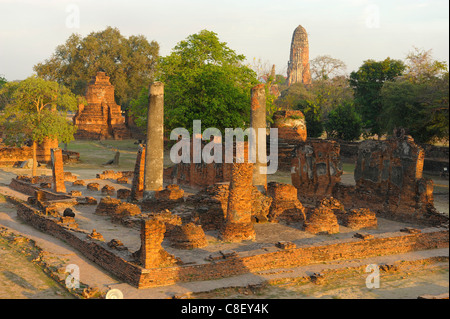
[138,82,269,267]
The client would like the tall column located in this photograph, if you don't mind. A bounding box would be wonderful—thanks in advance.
[140,219,165,268]
[51,148,66,193]
[250,84,267,193]
[219,162,255,242]
[143,82,164,201]
[130,145,145,201]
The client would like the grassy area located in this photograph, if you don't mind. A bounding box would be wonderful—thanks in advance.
[61,140,139,170]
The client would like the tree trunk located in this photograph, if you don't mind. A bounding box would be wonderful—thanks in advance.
[32,141,37,177]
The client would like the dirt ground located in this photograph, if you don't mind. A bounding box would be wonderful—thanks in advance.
[0,140,448,299]
[0,225,73,299]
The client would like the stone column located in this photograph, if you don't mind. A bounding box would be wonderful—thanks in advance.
[250,83,267,193]
[51,148,66,193]
[219,162,255,242]
[130,145,145,201]
[143,82,164,200]
[140,219,165,268]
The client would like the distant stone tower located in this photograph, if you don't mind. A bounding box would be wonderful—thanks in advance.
[287,25,311,86]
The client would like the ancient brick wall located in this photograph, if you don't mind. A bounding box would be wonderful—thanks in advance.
[13,198,449,289]
[333,135,445,225]
[137,228,448,288]
[291,139,343,204]
[0,138,58,166]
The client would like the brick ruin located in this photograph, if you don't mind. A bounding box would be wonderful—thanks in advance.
[287,25,311,86]
[291,139,343,204]
[3,81,448,292]
[219,162,256,242]
[73,72,130,140]
[0,138,60,166]
[333,135,444,225]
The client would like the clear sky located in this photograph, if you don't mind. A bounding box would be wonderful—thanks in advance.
[0,0,448,81]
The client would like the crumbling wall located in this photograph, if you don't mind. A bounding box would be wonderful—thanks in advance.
[186,183,272,230]
[291,139,343,204]
[334,135,445,225]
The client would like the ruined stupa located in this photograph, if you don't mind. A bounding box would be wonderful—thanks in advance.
[287,25,311,86]
[73,72,130,140]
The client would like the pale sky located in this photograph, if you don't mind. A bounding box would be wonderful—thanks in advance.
[0,0,448,81]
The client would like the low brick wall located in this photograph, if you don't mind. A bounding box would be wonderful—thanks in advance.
[138,228,448,288]
[9,178,72,200]
[13,197,449,289]
[16,202,142,286]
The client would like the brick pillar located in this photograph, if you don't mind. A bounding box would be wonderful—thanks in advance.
[143,82,164,201]
[219,162,255,242]
[51,148,66,193]
[140,219,165,269]
[130,145,146,201]
[250,84,267,193]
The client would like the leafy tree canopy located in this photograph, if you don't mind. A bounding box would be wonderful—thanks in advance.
[0,76,80,175]
[130,30,258,134]
[381,73,449,144]
[325,101,362,141]
[349,57,406,137]
[33,26,159,107]
[0,75,79,145]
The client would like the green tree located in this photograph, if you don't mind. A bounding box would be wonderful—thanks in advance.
[151,30,258,133]
[350,58,406,137]
[295,100,324,138]
[379,48,448,144]
[0,75,6,88]
[325,101,362,141]
[0,76,79,176]
[275,83,315,110]
[381,73,449,144]
[33,26,159,107]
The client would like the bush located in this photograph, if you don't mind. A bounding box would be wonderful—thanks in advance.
[325,102,362,141]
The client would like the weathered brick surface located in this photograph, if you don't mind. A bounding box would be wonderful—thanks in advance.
[87,183,100,191]
[267,182,306,223]
[51,149,66,193]
[14,200,449,289]
[101,184,115,196]
[333,135,448,225]
[139,219,177,268]
[130,145,145,201]
[341,208,378,230]
[97,170,133,180]
[219,163,255,242]
[287,25,311,86]
[304,206,340,235]
[272,110,307,141]
[187,183,272,230]
[73,72,130,140]
[9,178,72,201]
[117,188,131,200]
[73,180,85,186]
[291,139,342,204]
[155,184,184,201]
[0,138,58,166]
[169,223,208,249]
[95,197,141,220]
